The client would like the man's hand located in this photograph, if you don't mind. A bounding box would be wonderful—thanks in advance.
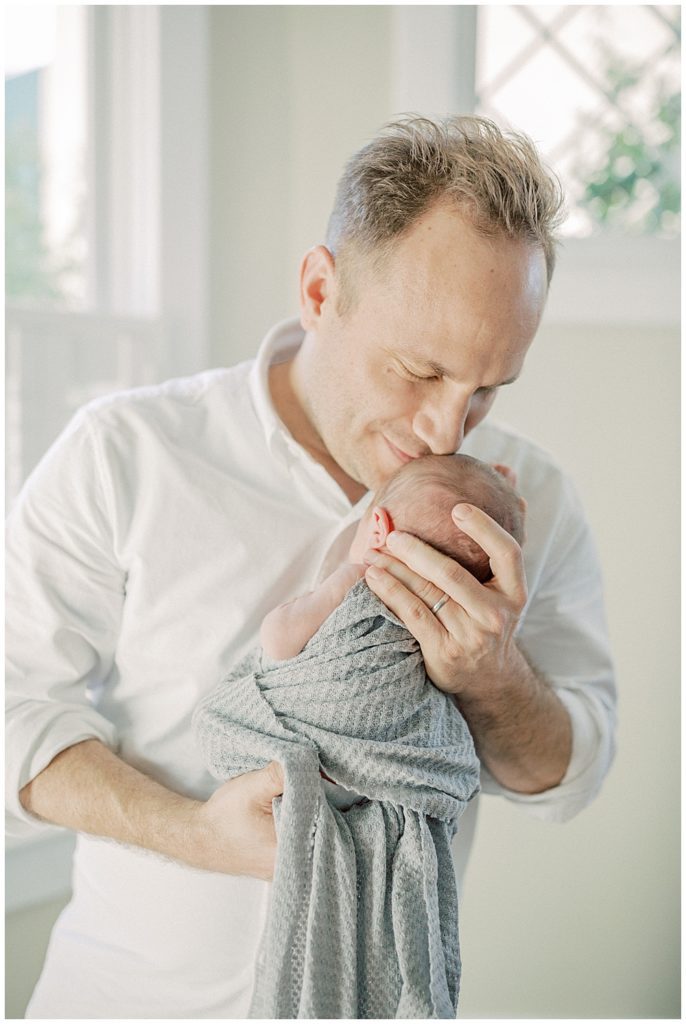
[19,739,286,881]
[363,499,572,793]
[363,501,527,698]
[190,761,284,880]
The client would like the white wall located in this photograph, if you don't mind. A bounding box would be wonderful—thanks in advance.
[458,321,680,1017]
[208,5,393,364]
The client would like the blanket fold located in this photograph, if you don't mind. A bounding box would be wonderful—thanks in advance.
[192,578,480,1019]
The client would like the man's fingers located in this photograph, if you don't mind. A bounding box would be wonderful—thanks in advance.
[363,547,444,609]
[382,530,485,611]
[364,566,449,647]
[451,505,527,604]
[244,760,284,811]
[492,462,518,488]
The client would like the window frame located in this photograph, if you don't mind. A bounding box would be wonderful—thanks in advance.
[88,5,210,374]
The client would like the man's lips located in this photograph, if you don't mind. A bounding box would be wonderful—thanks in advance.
[384,436,424,463]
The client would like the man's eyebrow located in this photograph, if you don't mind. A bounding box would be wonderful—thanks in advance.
[422,359,520,388]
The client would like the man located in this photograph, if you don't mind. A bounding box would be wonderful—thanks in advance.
[7,116,616,1018]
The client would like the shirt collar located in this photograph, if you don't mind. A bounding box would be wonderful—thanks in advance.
[248,317,372,520]
[248,316,305,452]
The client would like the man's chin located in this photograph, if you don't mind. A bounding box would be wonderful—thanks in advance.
[335,440,399,494]
[362,459,400,493]
[342,460,380,496]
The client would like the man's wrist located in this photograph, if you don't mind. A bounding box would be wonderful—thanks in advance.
[449,638,525,704]
[454,645,573,794]
[173,796,250,877]
[142,790,207,867]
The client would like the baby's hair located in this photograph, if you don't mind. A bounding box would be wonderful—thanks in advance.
[372,454,524,583]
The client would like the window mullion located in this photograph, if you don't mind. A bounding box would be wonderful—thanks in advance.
[85,5,109,312]
[86,7,161,318]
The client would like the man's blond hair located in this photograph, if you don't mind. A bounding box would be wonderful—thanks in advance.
[326,114,566,313]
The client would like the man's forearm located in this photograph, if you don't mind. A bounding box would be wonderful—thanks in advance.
[18,738,203,864]
[455,645,572,794]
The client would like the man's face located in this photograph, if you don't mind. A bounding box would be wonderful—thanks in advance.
[296,202,548,494]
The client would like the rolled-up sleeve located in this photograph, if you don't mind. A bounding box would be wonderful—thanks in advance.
[6,408,124,839]
[481,473,617,822]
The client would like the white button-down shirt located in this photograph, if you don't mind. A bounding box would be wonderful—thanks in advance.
[7,318,616,1018]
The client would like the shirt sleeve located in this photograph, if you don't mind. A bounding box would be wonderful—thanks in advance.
[480,471,618,823]
[6,407,124,840]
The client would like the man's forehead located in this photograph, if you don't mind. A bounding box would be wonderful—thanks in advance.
[376,282,538,380]
[365,214,547,364]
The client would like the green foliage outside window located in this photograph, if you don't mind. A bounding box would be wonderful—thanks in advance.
[5,122,84,307]
[574,40,681,236]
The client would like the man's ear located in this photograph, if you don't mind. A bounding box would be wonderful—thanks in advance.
[371,506,394,548]
[299,245,336,332]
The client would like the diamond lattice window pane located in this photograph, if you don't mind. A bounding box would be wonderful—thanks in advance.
[476,6,542,89]
[481,46,605,156]
[475,5,681,238]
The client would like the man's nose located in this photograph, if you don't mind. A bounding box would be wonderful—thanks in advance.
[412,392,471,455]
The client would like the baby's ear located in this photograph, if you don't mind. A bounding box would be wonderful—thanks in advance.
[371,506,394,547]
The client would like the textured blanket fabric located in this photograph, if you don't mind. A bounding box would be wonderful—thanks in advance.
[192,577,480,1019]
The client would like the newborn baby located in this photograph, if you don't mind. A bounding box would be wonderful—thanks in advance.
[193,453,523,1018]
[260,452,525,661]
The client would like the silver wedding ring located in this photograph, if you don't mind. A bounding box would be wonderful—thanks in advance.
[430,593,449,615]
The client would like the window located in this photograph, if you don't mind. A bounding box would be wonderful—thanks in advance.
[474,5,680,238]
[5,7,209,508]
[6,6,89,309]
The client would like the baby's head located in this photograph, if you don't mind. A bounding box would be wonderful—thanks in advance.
[348,454,525,583]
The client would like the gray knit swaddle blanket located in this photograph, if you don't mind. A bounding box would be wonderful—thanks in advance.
[192,577,480,1019]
